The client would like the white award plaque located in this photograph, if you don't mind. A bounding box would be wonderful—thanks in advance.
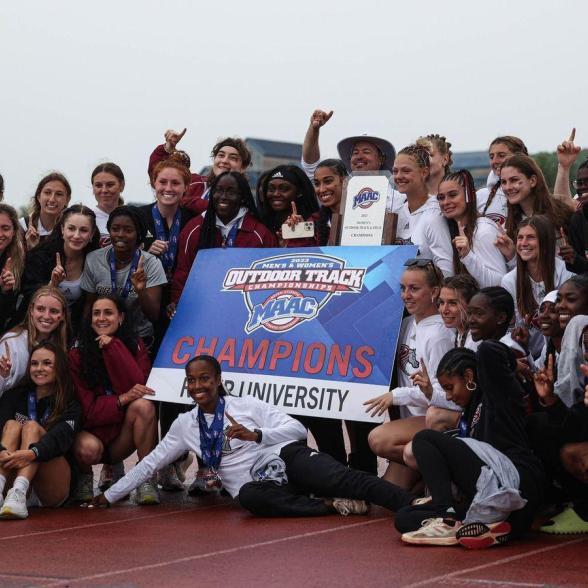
[340,172,391,246]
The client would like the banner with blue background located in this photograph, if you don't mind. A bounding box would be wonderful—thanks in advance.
[148,245,416,422]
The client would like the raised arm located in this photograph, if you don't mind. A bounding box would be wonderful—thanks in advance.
[554,128,581,212]
[301,109,333,179]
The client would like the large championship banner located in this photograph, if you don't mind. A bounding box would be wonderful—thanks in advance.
[148,246,416,422]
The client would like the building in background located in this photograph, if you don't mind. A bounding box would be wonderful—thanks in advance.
[230,138,490,190]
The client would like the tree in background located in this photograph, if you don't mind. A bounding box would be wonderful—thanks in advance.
[534,149,588,191]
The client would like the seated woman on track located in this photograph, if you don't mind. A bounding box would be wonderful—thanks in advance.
[0,342,82,519]
[397,341,544,549]
[85,355,414,518]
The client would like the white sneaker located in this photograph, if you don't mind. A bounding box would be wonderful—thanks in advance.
[401,517,461,546]
[0,488,28,519]
[332,498,368,516]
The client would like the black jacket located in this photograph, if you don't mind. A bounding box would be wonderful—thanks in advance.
[0,385,82,462]
[465,340,544,481]
[20,238,87,334]
[566,207,588,274]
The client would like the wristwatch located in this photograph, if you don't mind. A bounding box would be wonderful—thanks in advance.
[254,429,263,444]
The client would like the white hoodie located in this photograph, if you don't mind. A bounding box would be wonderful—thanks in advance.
[396,197,454,277]
[393,314,461,414]
[476,170,507,227]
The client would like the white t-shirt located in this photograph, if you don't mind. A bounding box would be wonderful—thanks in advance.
[104,395,308,501]
[81,247,167,338]
[18,217,52,237]
[91,206,111,247]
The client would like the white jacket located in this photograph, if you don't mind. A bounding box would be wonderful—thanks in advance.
[104,395,307,501]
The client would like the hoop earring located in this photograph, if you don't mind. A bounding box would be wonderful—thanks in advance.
[466,381,477,391]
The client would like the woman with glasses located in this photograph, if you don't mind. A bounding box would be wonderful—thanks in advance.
[364,258,461,490]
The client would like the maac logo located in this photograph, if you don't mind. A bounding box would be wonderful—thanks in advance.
[352,187,380,210]
[223,253,365,334]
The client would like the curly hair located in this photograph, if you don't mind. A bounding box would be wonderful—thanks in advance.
[77,295,139,389]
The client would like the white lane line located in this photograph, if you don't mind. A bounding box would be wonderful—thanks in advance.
[36,517,389,587]
[399,536,588,588]
[0,503,229,542]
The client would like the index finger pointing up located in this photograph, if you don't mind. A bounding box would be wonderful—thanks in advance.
[291,201,298,216]
[56,252,62,267]
[4,342,10,361]
[225,412,238,426]
[419,358,428,376]
[569,127,576,142]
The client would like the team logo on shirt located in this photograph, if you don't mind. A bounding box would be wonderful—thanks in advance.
[398,344,419,375]
[352,187,380,209]
[223,253,365,333]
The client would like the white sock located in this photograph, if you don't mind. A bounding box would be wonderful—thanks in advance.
[0,474,6,495]
[13,476,30,494]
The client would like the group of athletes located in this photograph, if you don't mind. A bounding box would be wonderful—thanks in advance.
[0,109,586,549]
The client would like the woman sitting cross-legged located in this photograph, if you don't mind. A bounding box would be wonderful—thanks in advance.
[0,342,82,519]
[85,355,414,517]
[69,295,158,504]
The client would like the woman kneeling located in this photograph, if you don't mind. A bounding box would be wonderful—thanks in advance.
[70,295,158,504]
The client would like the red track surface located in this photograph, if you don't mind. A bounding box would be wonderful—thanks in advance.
[0,495,586,588]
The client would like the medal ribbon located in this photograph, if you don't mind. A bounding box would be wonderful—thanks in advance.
[198,396,226,471]
[109,248,141,299]
[151,204,181,275]
[27,391,51,426]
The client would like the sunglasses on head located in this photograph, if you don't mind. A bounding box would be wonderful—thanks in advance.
[404,258,434,268]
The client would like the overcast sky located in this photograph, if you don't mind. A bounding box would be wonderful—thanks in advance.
[1,0,586,210]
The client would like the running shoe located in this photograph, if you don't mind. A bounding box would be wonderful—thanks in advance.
[187,470,219,496]
[401,517,461,546]
[332,498,368,516]
[412,496,433,506]
[98,462,125,491]
[456,520,511,548]
[158,464,185,492]
[71,473,94,503]
[0,488,28,519]
[136,480,160,505]
[540,506,588,535]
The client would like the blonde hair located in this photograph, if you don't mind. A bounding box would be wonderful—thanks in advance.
[12,286,70,351]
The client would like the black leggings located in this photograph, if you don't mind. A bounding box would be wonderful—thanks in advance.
[238,442,412,517]
[395,430,541,537]
[412,429,484,515]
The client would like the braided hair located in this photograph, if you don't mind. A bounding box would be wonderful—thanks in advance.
[477,286,515,338]
[398,143,432,175]
[198,171,259,250]
[439,169,479,275]
[436,347,477,380]
[417,134,453,174]
[482,136,528,215]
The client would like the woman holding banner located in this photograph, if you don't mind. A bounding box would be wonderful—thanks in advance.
[365,259,461,490]
[84,355,414,518]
